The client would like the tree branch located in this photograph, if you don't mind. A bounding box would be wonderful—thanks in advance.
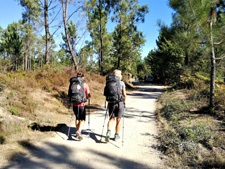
[49,8,61,25]
[213,39,224,45]
[49,3,60,11]
[49,0,53,7]
[215,55,225,60]
[67,6,83,22]
[40,0,44,8]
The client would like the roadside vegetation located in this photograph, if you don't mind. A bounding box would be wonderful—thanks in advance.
[157,74,225,168]
[0,66,106,164]
[0,0,225,168]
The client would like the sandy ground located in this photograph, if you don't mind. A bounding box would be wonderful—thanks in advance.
[2,83,168,169]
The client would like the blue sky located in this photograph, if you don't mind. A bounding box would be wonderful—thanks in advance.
[0,0,174,59]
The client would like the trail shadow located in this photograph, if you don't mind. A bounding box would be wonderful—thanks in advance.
[127,92,161,100]
[127,84,166,100]
[3,141,93,169]
[2,141,155,169]
[28,122,69,132]
[124,107,157,120]
[28,122,110,144]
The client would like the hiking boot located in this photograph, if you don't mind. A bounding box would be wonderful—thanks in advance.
[105,130,111,142]
[71,134,77,139]
[114,134,120,141]
[76,131,83,140]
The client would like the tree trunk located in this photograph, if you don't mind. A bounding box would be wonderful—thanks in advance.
[99,0,103,75]
[117,0,122,69]
[62,0,78,72]
[44,0,50,64]
[209,17,216,109]
[25,37,29,71]
[185,50,189,66]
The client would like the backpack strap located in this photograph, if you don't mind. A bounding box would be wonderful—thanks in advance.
[116,78,121,102]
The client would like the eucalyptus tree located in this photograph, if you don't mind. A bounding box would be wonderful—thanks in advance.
[111,0,148,71]
[19,0,42,70]
[169,0,225,108]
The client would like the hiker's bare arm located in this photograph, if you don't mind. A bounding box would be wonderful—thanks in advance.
[122,87,126,104]
[87,93,91,99]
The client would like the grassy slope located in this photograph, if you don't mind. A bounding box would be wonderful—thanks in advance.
[0,67,106,165]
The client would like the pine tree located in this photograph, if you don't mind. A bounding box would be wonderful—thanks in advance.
[169,0,225,109]
[61,0,82,71]
[86,0,111,75]
[0,23,23,70]
[19,0,42,70]
[111,0,148,71]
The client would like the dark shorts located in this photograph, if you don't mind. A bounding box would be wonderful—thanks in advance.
[73,106,86,120]
[108,102,124,118]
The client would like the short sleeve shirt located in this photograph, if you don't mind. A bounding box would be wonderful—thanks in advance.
[120,81,125,90]
[72,83,89,107]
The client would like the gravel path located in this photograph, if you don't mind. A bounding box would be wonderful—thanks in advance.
[3,83,168,169]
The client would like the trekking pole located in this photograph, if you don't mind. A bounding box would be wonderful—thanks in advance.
[88,99,91,137]
[67,104,74,139]
[122,104,125,146]
[100,102,108,143]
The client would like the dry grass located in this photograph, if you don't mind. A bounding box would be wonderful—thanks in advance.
[157,88,225,169]
[0,67,107,167]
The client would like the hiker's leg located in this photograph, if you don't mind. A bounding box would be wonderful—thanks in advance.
[115,102,124,134]
[115,117,122,134]
[77,106,86,132]
[73,106,80,130]
[107,103,116,131]
[107,117,115,130]
[78,120,85,131]
[75,120,79,129]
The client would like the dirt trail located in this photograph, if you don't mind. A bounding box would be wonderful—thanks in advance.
[2,83,168,169]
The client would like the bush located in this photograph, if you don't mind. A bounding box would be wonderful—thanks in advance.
[158,88,225,168]
[161,97,190,122]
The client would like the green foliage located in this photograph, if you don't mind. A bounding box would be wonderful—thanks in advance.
[0,22,23,70]
[85,0,111,74]
[111,0,148,72]
[146,32,185,84]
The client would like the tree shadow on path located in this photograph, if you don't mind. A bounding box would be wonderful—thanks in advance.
[2,140,156,169]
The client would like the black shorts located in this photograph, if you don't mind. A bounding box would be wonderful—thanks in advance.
[73,106,86,120]
[108,102,124,118]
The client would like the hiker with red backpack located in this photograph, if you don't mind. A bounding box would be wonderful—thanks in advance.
[104,69,126,142]
[68,72,91,140]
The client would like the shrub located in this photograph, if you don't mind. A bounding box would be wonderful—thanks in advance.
[161,97,190,122]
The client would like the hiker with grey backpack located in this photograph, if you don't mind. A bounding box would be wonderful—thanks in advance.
[104,69,126,142]
[68,72,91,140]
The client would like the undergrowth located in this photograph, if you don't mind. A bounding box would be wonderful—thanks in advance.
[158,76,225,168]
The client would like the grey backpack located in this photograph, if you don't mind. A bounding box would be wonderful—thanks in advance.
[68,77,87,104]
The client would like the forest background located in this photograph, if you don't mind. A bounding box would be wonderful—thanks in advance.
[0,0,225,168]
